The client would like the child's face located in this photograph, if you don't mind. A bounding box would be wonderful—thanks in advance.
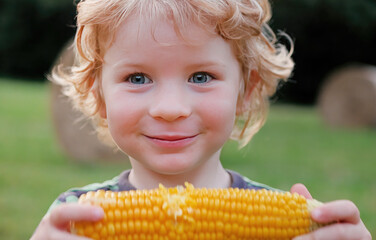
[100,15,243,175]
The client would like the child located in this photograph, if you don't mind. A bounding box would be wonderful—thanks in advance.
[31,0,371,239]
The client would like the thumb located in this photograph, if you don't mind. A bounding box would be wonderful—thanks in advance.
[290,183,313,199]
[50,203,104,230]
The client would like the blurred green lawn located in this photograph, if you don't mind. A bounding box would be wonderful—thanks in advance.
[0,79,375,239]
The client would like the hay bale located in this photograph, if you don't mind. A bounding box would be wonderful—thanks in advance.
[50,41,125,162]
[318,65,376,127]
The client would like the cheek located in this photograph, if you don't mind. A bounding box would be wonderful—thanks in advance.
[105,95,142,136]
[198,93,238,135]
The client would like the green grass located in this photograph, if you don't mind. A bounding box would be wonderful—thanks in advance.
[0,79,375,239]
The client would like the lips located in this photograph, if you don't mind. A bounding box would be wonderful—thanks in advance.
[144,134,198,148]
[148,135,196,141]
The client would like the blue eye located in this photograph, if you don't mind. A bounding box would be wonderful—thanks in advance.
[127,73,152,84]
[189,72,213,84]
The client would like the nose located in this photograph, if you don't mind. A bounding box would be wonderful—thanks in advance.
[149,84,191,122]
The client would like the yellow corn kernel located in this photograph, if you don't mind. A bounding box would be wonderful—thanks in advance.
[70,183,324,240]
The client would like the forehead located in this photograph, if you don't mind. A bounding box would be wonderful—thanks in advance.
[102,13,242,82]
[104,16,238,70]
[102,13,239,67]
[113,14,217,48]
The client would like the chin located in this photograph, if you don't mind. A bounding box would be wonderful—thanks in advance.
[151,160,198,176]
[153,166,192,176]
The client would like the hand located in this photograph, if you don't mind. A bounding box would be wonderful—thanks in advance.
[290,184,372,240]
[30,203,104,240]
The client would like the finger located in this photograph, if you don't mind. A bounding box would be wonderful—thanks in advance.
[311,200,360,224]
[31,215,96,240]
[290,183,313,199]
[47,229,94,240]
[50,203,104,229]
[293,222,369,240]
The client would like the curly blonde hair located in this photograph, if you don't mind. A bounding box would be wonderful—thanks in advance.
[52,0,294,148]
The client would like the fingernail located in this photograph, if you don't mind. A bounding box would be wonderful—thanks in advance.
[311,208,322,219]
[93,208,104,219]
[294,233,310,240]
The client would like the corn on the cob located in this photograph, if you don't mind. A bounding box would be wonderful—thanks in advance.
[70,183,323,240]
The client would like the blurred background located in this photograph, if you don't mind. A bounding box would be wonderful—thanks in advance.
[0,0,375,239]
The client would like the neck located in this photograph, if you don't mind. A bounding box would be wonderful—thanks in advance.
[128,151,231,190]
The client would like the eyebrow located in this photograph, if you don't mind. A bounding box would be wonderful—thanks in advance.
[112,60,226,70]
[112,60,143,69]
[186,61,226,69]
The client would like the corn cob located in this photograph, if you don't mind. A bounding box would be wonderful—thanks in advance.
[70,183,323,240]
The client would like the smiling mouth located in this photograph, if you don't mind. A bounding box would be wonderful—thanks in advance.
[147,135,197,142]
[144,134,198,147]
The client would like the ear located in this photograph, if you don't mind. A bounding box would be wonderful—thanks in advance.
[91,79,107,119]
[237,70,261,114]
[98,97,107,119]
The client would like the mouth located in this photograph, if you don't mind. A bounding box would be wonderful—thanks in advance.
[144,134,198,148]
[147,135,197,141]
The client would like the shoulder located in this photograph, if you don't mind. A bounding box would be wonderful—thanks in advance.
[60,175,121,200]
[228,169,283,192]
[47,172,130,213]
